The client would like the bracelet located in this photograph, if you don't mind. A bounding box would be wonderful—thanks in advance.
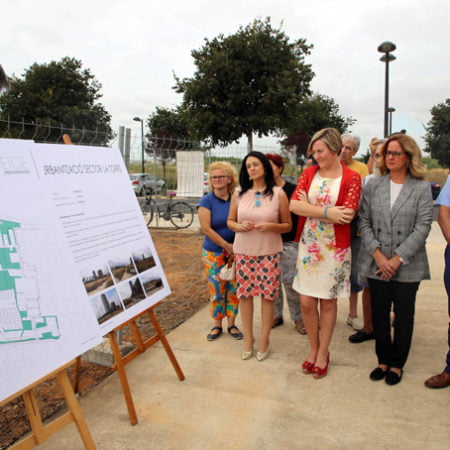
[323,206,328,218]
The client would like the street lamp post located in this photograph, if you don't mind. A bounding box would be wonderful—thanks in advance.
[133,117,145,173]
[388,107,396,135]
[378,41,396,138]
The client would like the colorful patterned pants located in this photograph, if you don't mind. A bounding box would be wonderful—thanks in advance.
[202,249,239,320]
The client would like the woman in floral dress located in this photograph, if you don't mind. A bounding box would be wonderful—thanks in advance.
[290,128,361,379]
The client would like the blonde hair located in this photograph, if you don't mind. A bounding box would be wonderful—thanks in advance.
[380,133,426,179]
[208,161,238,195]
[373,140,386,176]
[307,128,342,156]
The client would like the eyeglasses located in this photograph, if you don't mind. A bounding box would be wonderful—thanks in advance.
[255,191,262,207]
[386,151,405,158]
[210,175,228,180]
[373,154,383,159]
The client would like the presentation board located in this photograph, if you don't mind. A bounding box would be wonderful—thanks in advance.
[0,140,171,402]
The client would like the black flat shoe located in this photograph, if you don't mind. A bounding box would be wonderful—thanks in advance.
[349,330,375,343]
[370,367,388,381]
[385,370,402,385]
[227,325,243,340]
[207,326,223,341]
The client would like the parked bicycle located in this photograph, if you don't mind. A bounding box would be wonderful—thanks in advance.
[141,191,194,229]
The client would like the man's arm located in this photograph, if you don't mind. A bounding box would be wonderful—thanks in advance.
[438,205,450,244]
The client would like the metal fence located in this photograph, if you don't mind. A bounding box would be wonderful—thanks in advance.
[0,117,114,147]
[0,117,285,161]
[0,117,296,207]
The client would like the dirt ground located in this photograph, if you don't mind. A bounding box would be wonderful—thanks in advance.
[0,228,208,449]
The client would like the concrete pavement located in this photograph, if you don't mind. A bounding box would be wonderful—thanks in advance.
[41,222,449,449]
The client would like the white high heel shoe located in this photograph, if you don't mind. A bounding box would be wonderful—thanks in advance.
[241,349,254,360]
[256,348,270,362]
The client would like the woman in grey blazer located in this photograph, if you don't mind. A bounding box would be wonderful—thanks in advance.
[358,133,433,385]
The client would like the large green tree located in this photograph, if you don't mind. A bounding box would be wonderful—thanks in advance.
[174,17,314,151]
[145,106,197,178]
[0,64,9,91]
[283,93,355,137]
[424,98,450,167]
[0,57,113,144]
[279,93,355,166]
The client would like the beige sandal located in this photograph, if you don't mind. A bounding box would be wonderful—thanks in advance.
[295,320,307,335]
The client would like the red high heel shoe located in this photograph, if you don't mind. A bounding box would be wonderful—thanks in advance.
[302,360,315,375]
[312,353,330,380]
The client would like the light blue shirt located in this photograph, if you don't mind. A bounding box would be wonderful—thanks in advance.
[436,175,450,207]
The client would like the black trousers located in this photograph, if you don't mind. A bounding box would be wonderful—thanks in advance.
[368,278,420,369]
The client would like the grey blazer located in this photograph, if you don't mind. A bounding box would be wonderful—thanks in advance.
[358,173,433,282]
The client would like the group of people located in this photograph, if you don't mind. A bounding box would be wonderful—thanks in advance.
[197,127,450,388]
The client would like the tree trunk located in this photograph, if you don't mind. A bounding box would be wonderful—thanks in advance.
[246,132,253,153]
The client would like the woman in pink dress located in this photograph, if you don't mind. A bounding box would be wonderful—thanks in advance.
[227,152,291,361]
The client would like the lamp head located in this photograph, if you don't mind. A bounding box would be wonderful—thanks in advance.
[380,54,396,63]
[378,41,396,53]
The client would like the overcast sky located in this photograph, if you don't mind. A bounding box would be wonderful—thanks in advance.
[2,0,449,157]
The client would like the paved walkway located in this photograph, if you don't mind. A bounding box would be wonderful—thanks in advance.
[42,223,449,449]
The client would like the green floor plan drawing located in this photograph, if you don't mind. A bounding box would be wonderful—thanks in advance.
[0,219,60,344]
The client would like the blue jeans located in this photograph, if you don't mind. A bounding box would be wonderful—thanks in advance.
[443,246,450,374]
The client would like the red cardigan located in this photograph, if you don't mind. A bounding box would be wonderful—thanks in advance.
[292,162,361,249]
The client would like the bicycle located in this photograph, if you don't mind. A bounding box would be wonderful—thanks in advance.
[141,191,194,229]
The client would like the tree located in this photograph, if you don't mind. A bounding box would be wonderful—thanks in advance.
[424,99,450,167]
[0,57,113,144]
[0,64,9,91]
[422,156,442,169]
[145,106,199,179]
[279,93,355,166]
[280,126,310,168]
[174,17,314,151]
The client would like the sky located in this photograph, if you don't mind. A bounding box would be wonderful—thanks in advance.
[2,0,450,158]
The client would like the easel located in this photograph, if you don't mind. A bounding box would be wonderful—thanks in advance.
[0,361,95,449]
[74,304,185,425]
[61,134,184,424]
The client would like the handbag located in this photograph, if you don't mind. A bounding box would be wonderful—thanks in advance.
[219,256,235,281]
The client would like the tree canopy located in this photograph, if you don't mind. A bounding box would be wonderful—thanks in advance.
[0,64,9,91]
[279,93,355,165]
[424,98,450,167]
[174,17,314,149]
[145,106,199,177]
[0,57,113,144]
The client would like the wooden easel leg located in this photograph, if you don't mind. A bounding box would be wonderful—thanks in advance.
[22,390,45,445]
[72,355,82,394]
[130,319,145,352]
[148,309,185,381]
[108,331,138,425]
[57,370,96,449]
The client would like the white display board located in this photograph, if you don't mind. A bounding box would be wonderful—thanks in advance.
[176,150,204,197]
[0,140,171,402]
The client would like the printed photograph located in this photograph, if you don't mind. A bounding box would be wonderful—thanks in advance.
[108,255,137,284]
[131,246,156,273]
[80,263,114,296]
[116,277,146,309]
[89,287,124,324]
[139,270,163,296]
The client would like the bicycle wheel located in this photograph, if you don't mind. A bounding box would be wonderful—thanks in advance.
[141,198,155,225]
[169,201,194,228]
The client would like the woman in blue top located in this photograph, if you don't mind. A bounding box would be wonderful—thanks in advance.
[198,162,242,341]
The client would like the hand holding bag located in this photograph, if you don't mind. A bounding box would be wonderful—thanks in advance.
[219,255,235,281]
